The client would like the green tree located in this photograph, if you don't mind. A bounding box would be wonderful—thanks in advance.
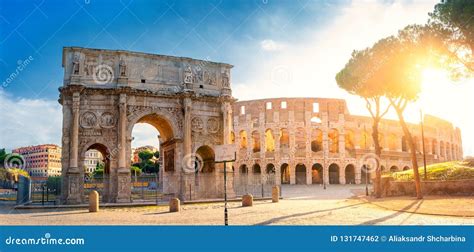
[137,150,160,174]
[46,176,61,195]
[336,38,394,198]
[93,163,105,178]
[377,25,444,199]
[429,0,474,74]
[138,150,154,162]
[0,149,7,167]
[131,165,142,176]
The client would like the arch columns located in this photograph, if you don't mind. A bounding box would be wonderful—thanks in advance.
[306,163,312,185]
[65,91,82,204]
[323,163,329,186]
[275,163,282,185]
[355,165,361,184]
[289,162,296,185]
[339,165,346,184]
[115,93,131,203]
[179,95,196,200]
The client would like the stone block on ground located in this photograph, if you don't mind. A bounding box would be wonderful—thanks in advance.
[89,190,99,212]
[242,194,253,207]
[169,198,180,212]
[272,186,280,203]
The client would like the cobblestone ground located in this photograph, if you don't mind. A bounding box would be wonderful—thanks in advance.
[0,185,472,225]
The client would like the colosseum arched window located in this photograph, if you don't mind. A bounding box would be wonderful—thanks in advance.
[440,141,445,157]
[446,142,451,160]
[265,129,275,152]
[378,133,384,150]
[413,136,420,151]
[401,136,408,152]
[230,131,235,144]
[241,164,248,172]
[281,163,290,184]
[388,133,397,151]
[251,131,261,153]
[452,145,457,160]
[239,130,247,149]
[359,129,372,149]
[431,139,437,155]
[311,129,323,152]
[345,130,355,154]
[280,128,289,148]
[390,166,399,172]
[252,163,261,174]
[329,129,339,153]
[266,163,275,174]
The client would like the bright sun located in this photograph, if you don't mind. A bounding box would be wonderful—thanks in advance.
[421,68,447,91]
[419,68,451,107]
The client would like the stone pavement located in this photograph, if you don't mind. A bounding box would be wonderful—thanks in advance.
[359,195,474,217]
[0,185,472,225]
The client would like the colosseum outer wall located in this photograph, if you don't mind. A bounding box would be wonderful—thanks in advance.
[232,98,463,185]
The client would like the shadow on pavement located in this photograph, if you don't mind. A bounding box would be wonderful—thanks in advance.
[358,200,423,225]
[254,202,368,225]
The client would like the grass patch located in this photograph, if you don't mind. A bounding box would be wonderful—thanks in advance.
[383,161,474,181]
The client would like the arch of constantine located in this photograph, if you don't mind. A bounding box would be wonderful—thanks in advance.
[59,47,233,204]
[59,47,463,204]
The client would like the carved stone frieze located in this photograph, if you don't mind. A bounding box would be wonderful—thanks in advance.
[80,111,98,128]
[99,112,116,128]
[191,117,204,132]
[207,117,219,133]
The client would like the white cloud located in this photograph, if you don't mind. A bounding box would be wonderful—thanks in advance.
[0,90,62,151]
[131,123,160,149]
[260,39,286,51]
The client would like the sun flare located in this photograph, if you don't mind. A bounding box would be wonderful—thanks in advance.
[419,68,451,107]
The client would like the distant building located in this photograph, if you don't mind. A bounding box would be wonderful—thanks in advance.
[132,145,158,163]
[12,144,62,179]
[84,149,103,174]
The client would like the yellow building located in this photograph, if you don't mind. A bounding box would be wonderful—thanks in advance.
[13,144,62,179]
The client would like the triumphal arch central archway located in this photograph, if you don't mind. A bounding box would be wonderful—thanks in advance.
[59,47,234,204]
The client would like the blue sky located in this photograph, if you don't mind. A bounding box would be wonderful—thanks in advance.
[0,0,342,99]
[1,0,473,156]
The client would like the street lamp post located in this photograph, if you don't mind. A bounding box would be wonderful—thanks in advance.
[364,125,368,196]
[224,160,228,226]
[420,109,427,180]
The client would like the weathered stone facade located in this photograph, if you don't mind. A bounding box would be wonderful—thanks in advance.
[233,98,463,186]
[59,47,234,204]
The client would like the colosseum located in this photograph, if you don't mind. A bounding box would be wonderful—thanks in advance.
[232,98,463,185]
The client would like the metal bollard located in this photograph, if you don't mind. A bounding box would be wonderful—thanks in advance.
[89,190,99,212]
[242,194,253,207]
[272,186,280,203]
[169,198,180,212]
